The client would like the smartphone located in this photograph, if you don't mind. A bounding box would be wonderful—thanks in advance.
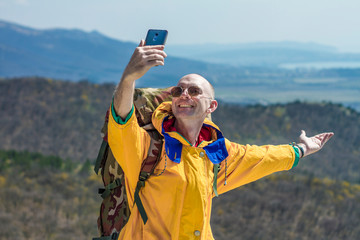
[145,29,168,46]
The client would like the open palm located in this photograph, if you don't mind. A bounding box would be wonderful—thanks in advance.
[299,130,334,157]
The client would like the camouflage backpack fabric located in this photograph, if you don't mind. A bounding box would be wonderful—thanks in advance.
[92,87,173,240]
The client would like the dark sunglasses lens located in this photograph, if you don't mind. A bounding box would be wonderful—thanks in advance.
[171,87,182,97]
[188,86,201,96]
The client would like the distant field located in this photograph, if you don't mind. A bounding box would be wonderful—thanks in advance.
[280,61,360,70]
[215,86,360,111]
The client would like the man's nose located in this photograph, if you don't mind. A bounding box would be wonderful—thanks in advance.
[179,88,190,98]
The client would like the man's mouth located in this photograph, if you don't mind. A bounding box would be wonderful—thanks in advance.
[178,105,193,108]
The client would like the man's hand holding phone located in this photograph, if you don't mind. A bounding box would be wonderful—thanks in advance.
[114,30,167,119]
[122,38,167,83]
[114,30,168,119]
[122,30,168,83]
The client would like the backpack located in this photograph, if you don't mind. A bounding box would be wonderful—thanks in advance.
[92,87,173,240]
[92,87,218,240]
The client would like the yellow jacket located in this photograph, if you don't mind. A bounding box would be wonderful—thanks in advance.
[108,101,298,240]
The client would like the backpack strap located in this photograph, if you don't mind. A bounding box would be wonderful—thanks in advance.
[94,109,110,175]
[94,140,108,175]
[99,178,122,199]
[134,129,164,224]
[134,171,150,224]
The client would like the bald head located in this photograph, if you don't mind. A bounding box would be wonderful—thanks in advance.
[177,74,215,99]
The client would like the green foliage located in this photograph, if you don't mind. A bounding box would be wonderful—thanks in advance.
[0,150,75,172]
[79,159,93,176]
[1,149,359,239]
[0,77,360,239]
[212,173,360,239]
[0,77,114,163]
[213,101,360,183]
[0,149,102,240]
[1,77,358,183]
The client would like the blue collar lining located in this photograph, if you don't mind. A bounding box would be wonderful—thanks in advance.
[161,117,228,164]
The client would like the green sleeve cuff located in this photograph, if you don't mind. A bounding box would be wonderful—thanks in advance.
[111,99,134,124]
[291,146,300,169]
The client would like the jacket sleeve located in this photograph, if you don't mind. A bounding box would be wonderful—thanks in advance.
[107,104,151,194]
[216,139,297,195]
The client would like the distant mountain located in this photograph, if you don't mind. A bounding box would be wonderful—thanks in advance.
[0,20,133,82]
[2,19,360,86]
[0,19,221,85]
[1,20,360,111]
[0,19,296,86]
[166,42,360,67]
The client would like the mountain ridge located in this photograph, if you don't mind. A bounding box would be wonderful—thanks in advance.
[0,19,218,84]
[1,19,359,111]
[2,19,360,83]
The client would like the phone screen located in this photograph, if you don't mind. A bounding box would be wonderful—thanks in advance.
[145,29,168,46]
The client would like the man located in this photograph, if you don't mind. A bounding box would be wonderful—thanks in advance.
[108,40,334,240]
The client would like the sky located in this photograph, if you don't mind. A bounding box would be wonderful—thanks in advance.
[1,0,360,52]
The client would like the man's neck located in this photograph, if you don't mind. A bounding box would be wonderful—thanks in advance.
[174,118,204,146]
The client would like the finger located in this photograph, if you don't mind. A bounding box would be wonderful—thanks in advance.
[144,49,167,58]
[315,132,333,141]
[317,132,334,137]
[311,133,327,147]
[146,59,165,67]
[326,132,334,138]
[139,39,145,47]
[144,54,165,63]
[153,60,165,66]
[317,133,333,147]
[142,44,165,50]
[299,130,306,142]
[323,132,334,144]
[301,130,306,137]
[314,134,325,141]
[314,132,331,140]
[143,53,165,63]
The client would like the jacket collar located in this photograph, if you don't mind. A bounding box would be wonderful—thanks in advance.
[152,102,228,164]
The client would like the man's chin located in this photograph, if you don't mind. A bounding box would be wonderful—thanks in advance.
[173,109,195,119]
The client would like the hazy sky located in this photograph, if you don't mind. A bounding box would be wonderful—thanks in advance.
[1,0,360,52]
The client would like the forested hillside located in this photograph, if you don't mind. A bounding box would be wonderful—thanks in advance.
[0,150,100,240]
[214,101,360,182]
[1,150,359,240]
[0,77,359,182]
[211,173,360,240]
[0,77,359,239]
[0,77,113,161]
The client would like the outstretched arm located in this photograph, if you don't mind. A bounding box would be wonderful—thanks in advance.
[296,130,334,157]
[216,132,334,195]
[113,40,167,119]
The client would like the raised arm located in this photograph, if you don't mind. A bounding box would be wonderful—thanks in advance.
[113,40,167,119]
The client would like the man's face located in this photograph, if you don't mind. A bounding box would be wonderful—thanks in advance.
[171,74,215,121]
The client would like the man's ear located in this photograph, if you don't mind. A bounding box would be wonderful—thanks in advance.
[208,100,218,113]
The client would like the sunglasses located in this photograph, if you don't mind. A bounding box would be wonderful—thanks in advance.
[171,86,210,98]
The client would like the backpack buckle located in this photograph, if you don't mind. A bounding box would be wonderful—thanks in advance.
[139,171,150,181]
